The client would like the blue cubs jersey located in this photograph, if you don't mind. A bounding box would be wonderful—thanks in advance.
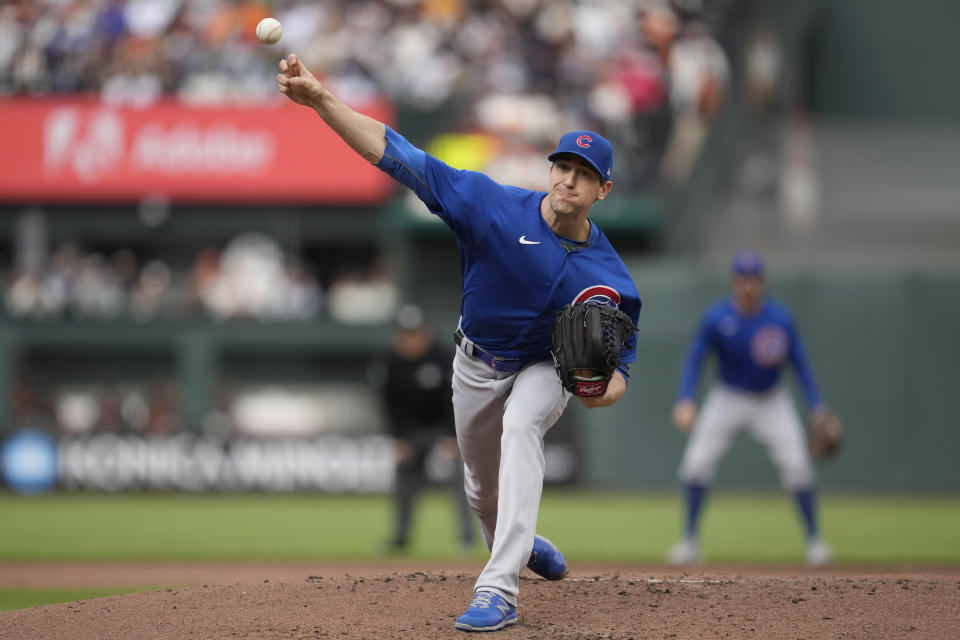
[677,297,822,407]
[376,126,641,371]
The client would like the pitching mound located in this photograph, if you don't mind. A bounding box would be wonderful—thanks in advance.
[2,563,959,639]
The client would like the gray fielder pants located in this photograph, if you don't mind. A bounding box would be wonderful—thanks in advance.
[680,384,815,491]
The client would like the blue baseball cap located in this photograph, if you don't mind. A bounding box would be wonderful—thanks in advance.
[548,130,614,182]
[731,250,765,276]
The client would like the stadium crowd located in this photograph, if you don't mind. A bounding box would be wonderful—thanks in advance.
[1,0,732,325]
[2,230,406,323]
[0,0,729,189]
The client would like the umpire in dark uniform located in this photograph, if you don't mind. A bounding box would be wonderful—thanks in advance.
[372,304,475,552]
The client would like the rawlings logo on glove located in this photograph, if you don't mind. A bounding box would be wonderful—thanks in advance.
[551,303,636,397]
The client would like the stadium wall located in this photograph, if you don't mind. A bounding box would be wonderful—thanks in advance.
[812,0,960,121]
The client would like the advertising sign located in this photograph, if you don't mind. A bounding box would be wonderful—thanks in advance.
[0,97,395,204]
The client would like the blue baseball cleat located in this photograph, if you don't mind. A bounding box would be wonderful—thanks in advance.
[526,534,568,580]
[455,590,518,632]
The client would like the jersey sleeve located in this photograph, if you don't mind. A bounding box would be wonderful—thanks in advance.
[615,297,642,384]
[676,312,713,401]
[786,313,823,408]
[376,125,504,248]
[615,341,636,385]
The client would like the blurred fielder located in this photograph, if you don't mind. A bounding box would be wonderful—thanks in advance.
[668,250,833,567]
[276,53,641,632]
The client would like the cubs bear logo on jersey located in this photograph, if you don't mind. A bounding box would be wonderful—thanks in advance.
[572,285,621,308]
[750,325,789,368]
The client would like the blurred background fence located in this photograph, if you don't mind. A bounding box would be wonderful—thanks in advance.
[0,0,958,494]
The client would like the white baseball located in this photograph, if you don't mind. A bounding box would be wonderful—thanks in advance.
[256,17,282,45]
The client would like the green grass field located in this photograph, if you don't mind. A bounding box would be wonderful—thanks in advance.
[0,588,141,612]
[2,490,959,611]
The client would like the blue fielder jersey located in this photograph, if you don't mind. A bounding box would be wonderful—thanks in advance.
[677,298,822,407]
[376,126,641,372]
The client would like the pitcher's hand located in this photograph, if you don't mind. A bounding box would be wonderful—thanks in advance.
[578,371,626,409]
[277,53,324,108]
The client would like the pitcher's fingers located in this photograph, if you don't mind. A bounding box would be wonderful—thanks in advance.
[287,53,299,69]
[279,59,289,72]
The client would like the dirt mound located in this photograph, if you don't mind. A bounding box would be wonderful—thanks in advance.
[2,564,959,639]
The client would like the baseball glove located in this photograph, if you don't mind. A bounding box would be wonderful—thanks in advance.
[551,303,636,397]
[809,407,843,458]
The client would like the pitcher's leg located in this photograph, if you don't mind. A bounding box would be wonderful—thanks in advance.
[474,361,568,605]
[451,350,510,549]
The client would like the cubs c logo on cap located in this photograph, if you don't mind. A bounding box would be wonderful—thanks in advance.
[548,130,614,182]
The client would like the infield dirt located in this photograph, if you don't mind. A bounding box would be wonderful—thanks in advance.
[1,562,958,639]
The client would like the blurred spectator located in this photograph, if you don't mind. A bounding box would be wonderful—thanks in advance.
[190,231,321,321]
[71,253,127,319]
[128,259,172,320]
[0,0,731,194]
[55,387,102,435]
[326,259,397,325]
[5,241,142,320]
[6,243,80,320]
[3,226,324,322]
[744,23,782,114]
[40,379,170,435]
[737,22,784,197]
[778,110,820,232]
[659,14,729,185]
[145,376,178,434]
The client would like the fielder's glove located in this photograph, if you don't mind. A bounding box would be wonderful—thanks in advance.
[809,406,843,458]
[551,303,636,397]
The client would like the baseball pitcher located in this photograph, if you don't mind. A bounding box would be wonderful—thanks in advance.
[277,53,641,632]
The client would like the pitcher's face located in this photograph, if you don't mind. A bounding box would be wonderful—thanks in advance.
[547,156,611,216]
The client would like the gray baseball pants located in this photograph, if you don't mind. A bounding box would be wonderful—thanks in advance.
[451,346,569,607]
[680,384,815,491]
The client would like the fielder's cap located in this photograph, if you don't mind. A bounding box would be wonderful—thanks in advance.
[731,249,765,276]
[395,303,427,331]
[548,130,614,181]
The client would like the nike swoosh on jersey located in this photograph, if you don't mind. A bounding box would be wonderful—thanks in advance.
[518,236,541,245]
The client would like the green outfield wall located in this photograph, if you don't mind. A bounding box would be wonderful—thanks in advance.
[812,0,960,122]
[580,263,960,491]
